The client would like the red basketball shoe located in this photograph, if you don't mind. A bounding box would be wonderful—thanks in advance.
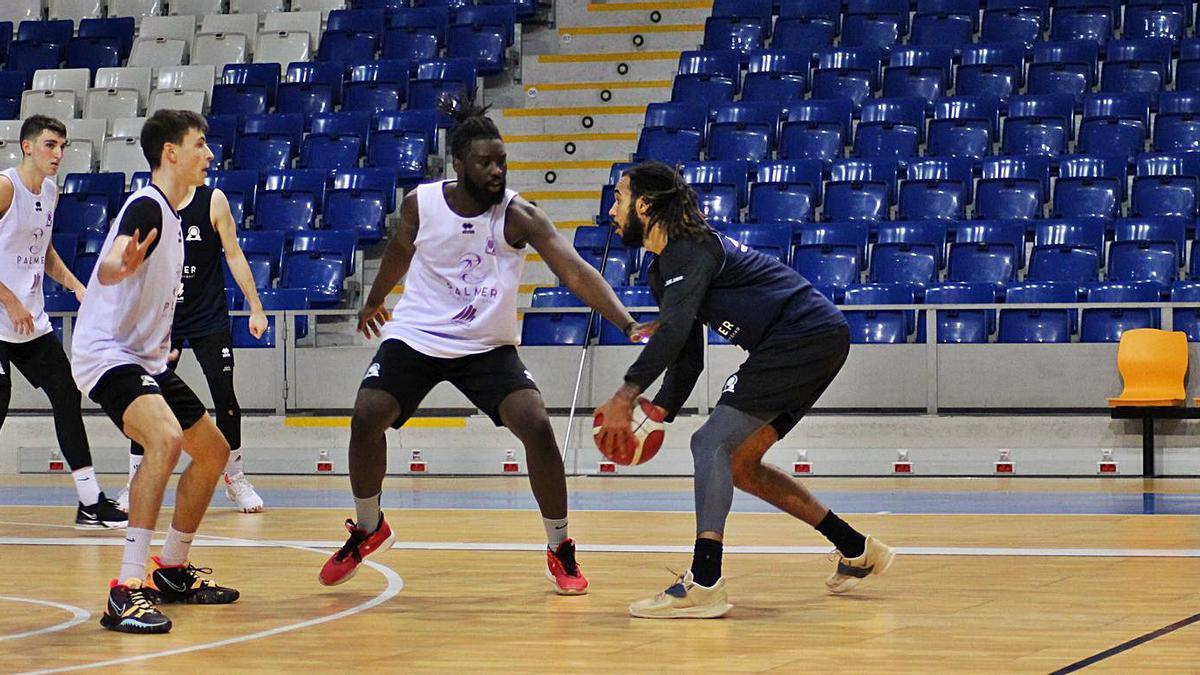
[319,513,395,586]
[545,538,589,595]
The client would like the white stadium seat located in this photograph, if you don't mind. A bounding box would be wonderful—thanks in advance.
[0,121,22,143]
[59,139,95,179]
[0,1,45,25]
[109,116,146,138]
[254,31,310,70]
[168,0,223,16]
[48,0,103,21]
[0,141,24,172]
[94,67,152,112]
[102,136,150,183]
[32,69,91,110]
[291,0,345,18]
[230,0,284,14]
[154,64,215,106]
[128,37,186,68]
[139,14,197,61]
[21,90,78,121]
[84,88,140,121]
[201,14,260,56]
[63,118,107,152]
[148,88,205,115]
[192,32,249,72]
[106,0,162,24]
[262,11,320,52]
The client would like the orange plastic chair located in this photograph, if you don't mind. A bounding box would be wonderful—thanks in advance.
[1107,328,1188,407]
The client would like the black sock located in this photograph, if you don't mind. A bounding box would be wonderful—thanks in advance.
[816,511,866,558]
[690,537,724,587]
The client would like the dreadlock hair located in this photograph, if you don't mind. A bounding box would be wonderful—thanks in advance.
[438,95,502,161]
[623,161,713,241]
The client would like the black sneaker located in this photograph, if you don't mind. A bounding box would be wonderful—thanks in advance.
[99,578,172,634]
[75,493,128,530]
[144,556,240,605]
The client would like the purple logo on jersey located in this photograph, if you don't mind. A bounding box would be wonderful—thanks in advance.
[485,237,496,256]
[459,253,488,284]
[29,272,40,291]
[451,304,478,325]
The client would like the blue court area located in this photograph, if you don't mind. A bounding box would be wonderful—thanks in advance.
[5,483,1200,515]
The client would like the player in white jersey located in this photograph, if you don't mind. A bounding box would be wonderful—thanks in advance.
[0,115,126,529]
[74,110,239,635]
[319,98,647,593]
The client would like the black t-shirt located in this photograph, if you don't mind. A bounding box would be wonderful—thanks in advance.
[624,230,847,418]
[172,185,229,339]
[116,190,167,258]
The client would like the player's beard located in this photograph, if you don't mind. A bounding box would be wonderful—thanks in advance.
[620,203,645,247]
[461,174,506,207]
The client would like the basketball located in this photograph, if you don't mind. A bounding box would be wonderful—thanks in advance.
[593,397,667,465]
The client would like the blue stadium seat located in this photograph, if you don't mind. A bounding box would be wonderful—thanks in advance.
[255,169,327,233]
[981,7,1043,46]
[223,256,273,292]
[366,131,429,187]
[958,218,1027,266]
[17,19,72,46]
[324,168,396,244]
[599,286,659,345]
[811,68,875,111]
[842,282,917,343]
[1109,240,1178,288]
[454,4,516,45]
[1034,41,1100,86]
[748,184,815,223]
[410,58,478,113]
[703,17,766,55]
[205,115,239,158]
[281,254,346,308]
[877,220,948,266]
[824,180,888,221]
[862,96,926,141]
[794,221,870,272]
[1153,113,1200,152]
[71,253,98,289]
[680,160,750,208]
[785,97,853,138]
[711,102,781,146]
[1114,215,1188,257]
[281,61,345,106]
[918,282,997,343]
[345,59,410,112]
[693,185,740,225]
[299,134,362,171]
[218,63,280,108]
[237,230,287,279]
[899,161,971,221]
[957,43,1026,98]
[1159,90,1200,115]
[580,250,631,286]
[65,37,119,74]
[596,184,615,226]
[999,282,1077,343]
[389,6,450,46]
[276,82,334,117]
[849,0,910,32]
[521,287,591,346]
[1081,281,1162,342]
[771,17,837,54]
[779,118,844,162]
[778,0,843,26]
[670,74,736,105]
[1124,5,1186,41]
[376,108,440,152]
[1053,155,1126,221]
[8,41,63,75]
[1008,93,1076,140]
[448,26,506,76]
[207,170,258,228]
[791,247,860,299]
[976,155,1051,220]
[1101,60,1165,101]
[53,193,108,237]
[1170,281,1200,341]
[742,50,808,103]
[852,122,917,160]
[881,65,944,104]
[1032,217,1108,254]
[574,225,636,271]
[329,8,387,37]
[946,240,1016,283]
[677,49,742,86]
[292,230,359,277]
[909,12,973,48]
[479,0,538,22]
[869,245,938,285]
[917,0,980,28]
[720,223,792,263]
[755,159,825,204]
[62,172,124,215]
[243,113,305,153]
[1133,152,1200,218]
[78,17,134,60]
[643,101,709,142]
[1050,7,1113,46]
[634,128,702,164]
[310,111,371,143]
[841,13,900,53]
[317,30,378,63]
[210,85,268,118]
[383,27,440,61]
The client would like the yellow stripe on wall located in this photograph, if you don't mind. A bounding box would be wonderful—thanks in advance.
[525,80,672,91]
[537,50,681,63]
[500,105,646,117]
[556,220,594,229]
[587,0,712,10]
[504,132,637,143]
[285,417,467,428]
[559,24,704,34]
[510,160,623,171]
[521,190,601,201]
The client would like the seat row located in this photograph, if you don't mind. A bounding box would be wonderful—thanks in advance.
[520,280,1200,345]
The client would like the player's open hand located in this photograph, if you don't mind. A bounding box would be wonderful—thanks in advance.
[593,396,636,460]
[119,228,157,278]
[357,302,391,339]
[3,299,34,336]
[628,320,659,343]
[248,309,268,339]
[72,284,86,304]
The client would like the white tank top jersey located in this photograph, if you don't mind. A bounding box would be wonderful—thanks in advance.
[71,185,184,395]
[382,179,525,358]
[0,167,56,343]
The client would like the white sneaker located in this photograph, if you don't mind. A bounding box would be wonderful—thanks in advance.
[224,472,264,513]
[115,483,130,513]
[628,570,733,619]
[825,535,896,594]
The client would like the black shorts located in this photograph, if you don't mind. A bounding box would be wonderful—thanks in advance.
[717,324,850,440]
[359,339,540,428]
[0,333,72,391]
[88,364,208,434]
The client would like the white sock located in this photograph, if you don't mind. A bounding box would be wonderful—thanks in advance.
[119,527,153,581]
[128,452,143,485]
[354,493,381,533]
[160,527,194,566]
[225,450,244,476]
[72,466,101,506]
[544,517,569,549]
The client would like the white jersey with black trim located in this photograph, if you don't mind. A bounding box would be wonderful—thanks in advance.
[71,185,184,395]
[381,180,524,358]
[0,168,56,343]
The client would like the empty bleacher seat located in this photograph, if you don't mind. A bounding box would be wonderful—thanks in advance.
[1000,281,1077,343]
[1081,281,1162,342]
[521,287,591,346]
[324,167,396,244]
[842,282,916,343]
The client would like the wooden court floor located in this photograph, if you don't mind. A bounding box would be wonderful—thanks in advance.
[1,477,1198,673]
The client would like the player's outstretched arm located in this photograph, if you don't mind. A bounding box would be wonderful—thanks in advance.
[97,229,157,285]
[212,188,267,338]
[513,199,636,336]
[358,191,419,338]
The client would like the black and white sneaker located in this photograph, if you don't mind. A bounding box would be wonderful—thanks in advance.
[75,493,128,530]
[99,578,172,634]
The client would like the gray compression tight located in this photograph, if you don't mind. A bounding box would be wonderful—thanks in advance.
[692,404,777,535]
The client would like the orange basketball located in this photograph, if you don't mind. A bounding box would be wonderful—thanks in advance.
[593,397,666,465]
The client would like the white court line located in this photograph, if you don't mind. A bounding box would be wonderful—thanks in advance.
[3,537,1200,558]
[0,597,90,642]
[11,531,403,675]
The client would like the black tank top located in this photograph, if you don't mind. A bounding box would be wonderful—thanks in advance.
[172,185,229,339]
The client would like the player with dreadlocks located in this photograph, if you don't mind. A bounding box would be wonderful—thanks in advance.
[318,97,645,594]
[594,161,896,618]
